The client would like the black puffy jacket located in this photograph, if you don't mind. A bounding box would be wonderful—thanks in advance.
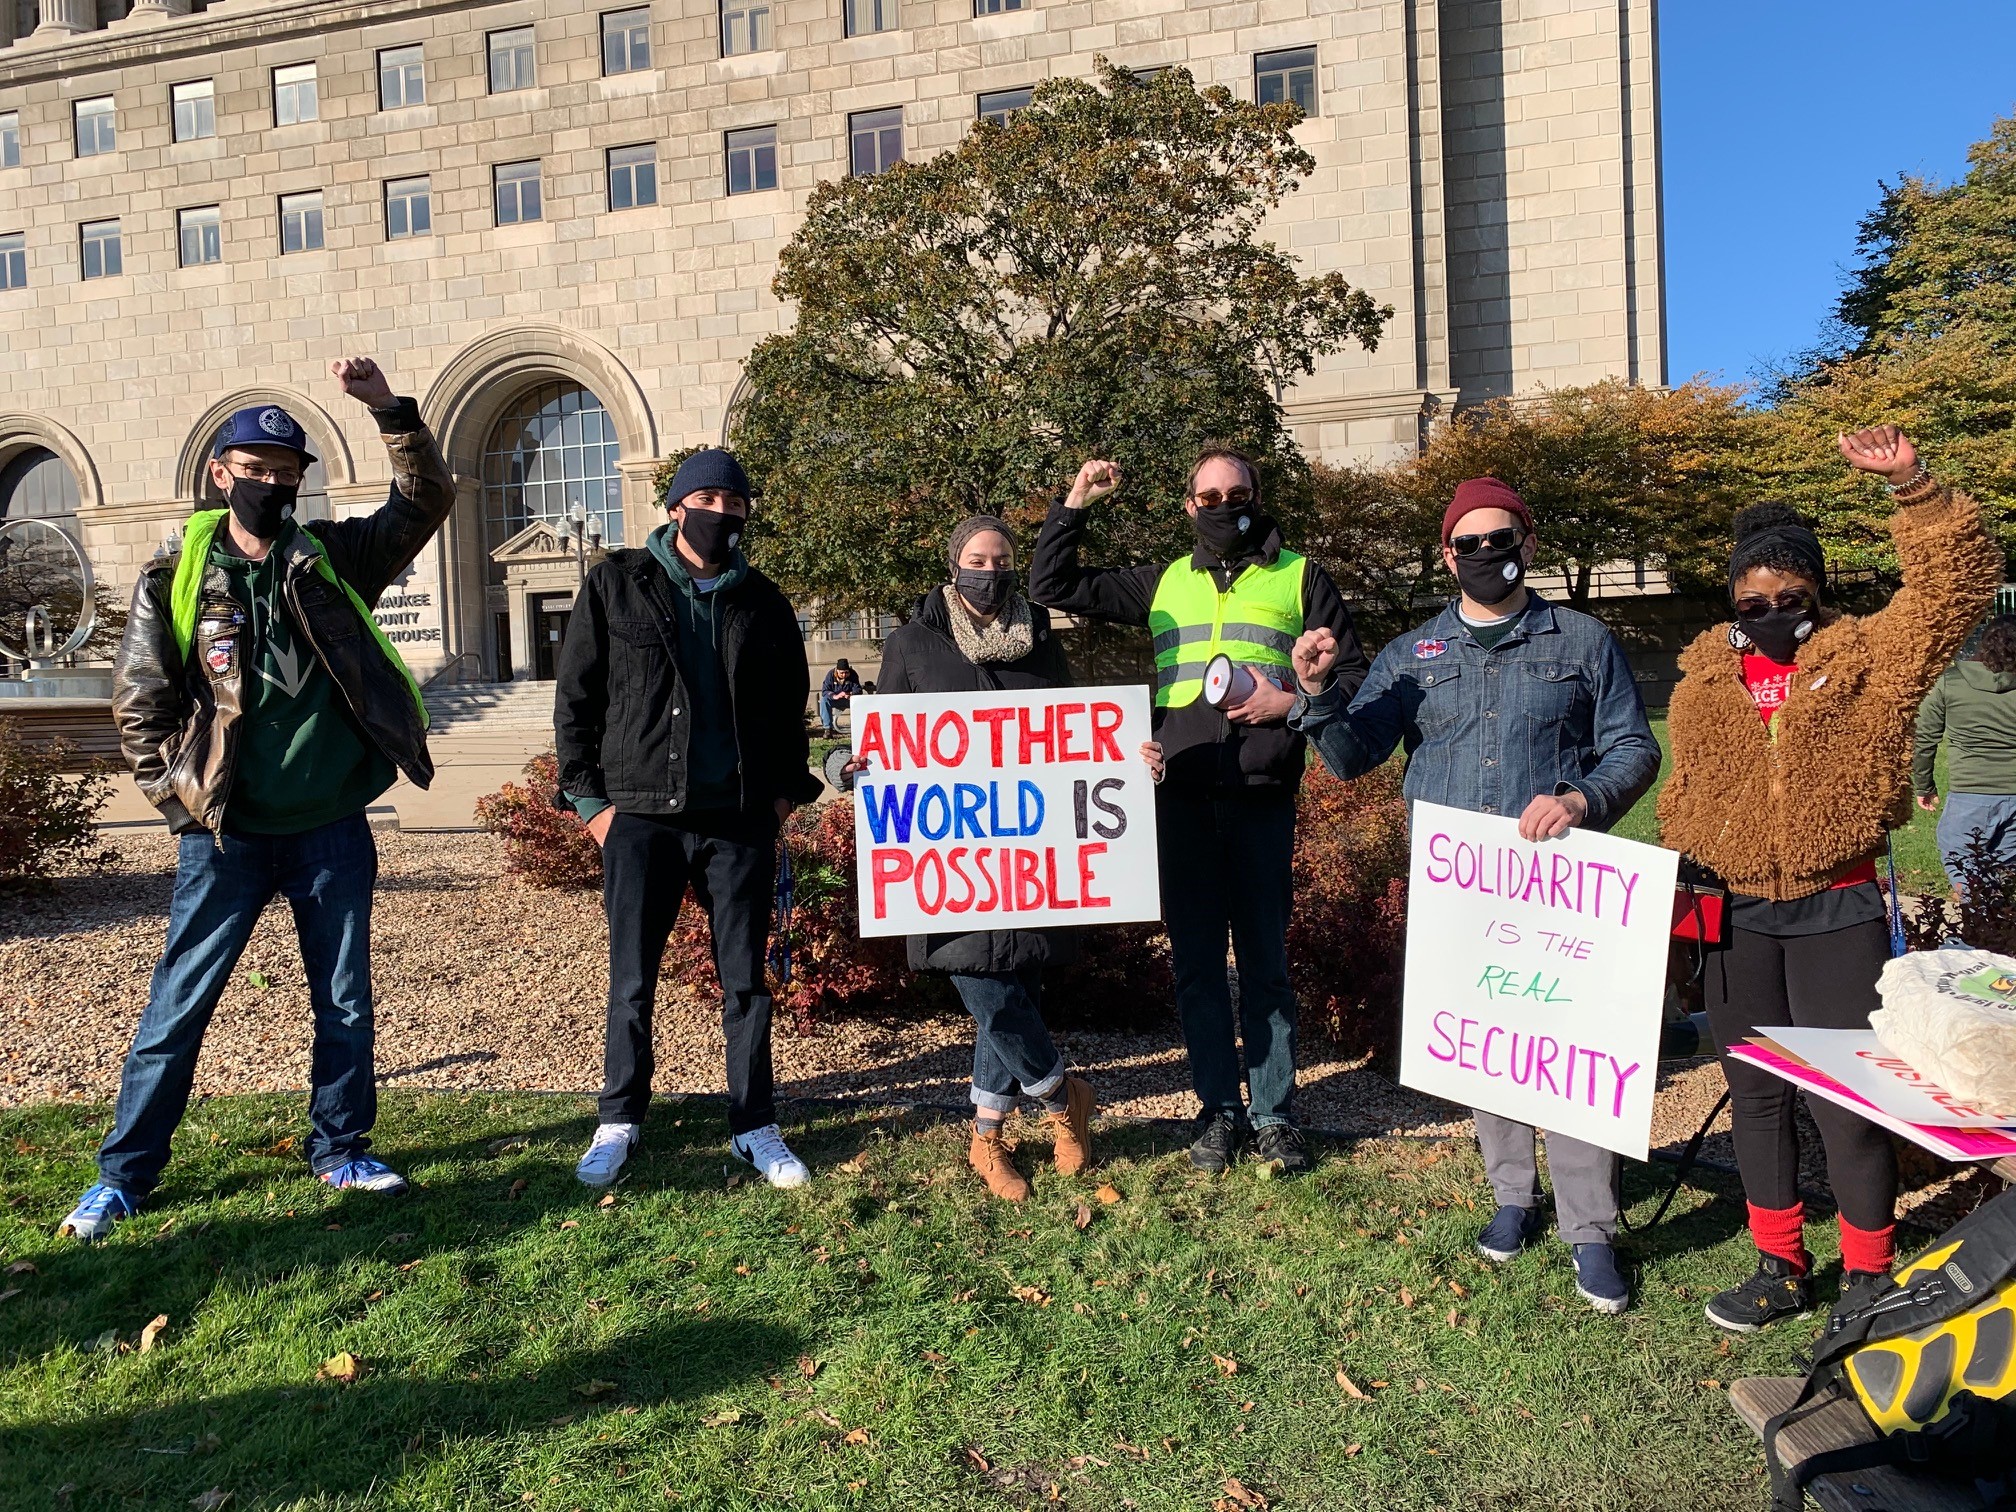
[553,547,822,818]
[875,587,1079,975]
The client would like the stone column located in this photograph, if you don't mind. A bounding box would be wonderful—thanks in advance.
[118,0,192,26]
[31,0,92,38]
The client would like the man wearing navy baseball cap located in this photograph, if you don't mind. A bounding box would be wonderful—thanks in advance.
[61,357,455,1241]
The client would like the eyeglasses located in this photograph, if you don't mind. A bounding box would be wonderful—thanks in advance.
[1448,527,1525,557]
[224,461,304,487]
[1735,590,1817,621]
[1191,486,1255,509]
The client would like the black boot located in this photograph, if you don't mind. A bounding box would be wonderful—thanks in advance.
[1705,1253,1814,1333]
[1188,1112,1246,1173]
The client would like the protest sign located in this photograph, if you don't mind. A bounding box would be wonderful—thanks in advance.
[1757,1027,2012,1128]
[850,686,1160,938]
[1397,801,1679,1159]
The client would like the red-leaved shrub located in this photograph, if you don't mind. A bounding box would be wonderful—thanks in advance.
[1287,761,1410,1059]
[474,753,604,889]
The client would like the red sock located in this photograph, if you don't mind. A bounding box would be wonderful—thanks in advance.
[1838,1217,1895,1276]
[1748,1201,1810,1274]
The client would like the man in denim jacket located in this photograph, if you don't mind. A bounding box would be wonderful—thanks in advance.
[1289,477,1659,1313]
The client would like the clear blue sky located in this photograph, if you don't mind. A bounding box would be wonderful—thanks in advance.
[1660,1,2016,387]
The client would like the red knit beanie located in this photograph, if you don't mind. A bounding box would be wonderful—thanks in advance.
[1441,477,1533,543]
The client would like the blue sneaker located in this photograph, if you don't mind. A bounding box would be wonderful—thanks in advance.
[59,1183,142,1241]
[1476,1204,1541,1262]
[318,1158,408,1194]
[1572,1242,1630,1315]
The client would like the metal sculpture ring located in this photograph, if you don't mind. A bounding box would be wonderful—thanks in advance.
[0,517,97,662]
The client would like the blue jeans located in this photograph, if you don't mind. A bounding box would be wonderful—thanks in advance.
[1937,793,2016,892]
[97,813,381,1196]
[951,966,1065,1114]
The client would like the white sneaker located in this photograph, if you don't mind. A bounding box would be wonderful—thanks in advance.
[576,1123,640,1187]
[730,1124,810,1189]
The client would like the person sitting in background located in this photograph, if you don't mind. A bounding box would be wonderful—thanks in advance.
[1659,427,2002,1332]
[1914,614,2016,897]
[819,658,861,738]
[1288,476,1659,1314]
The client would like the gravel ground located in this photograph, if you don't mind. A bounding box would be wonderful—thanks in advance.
[6,830,1988,1222]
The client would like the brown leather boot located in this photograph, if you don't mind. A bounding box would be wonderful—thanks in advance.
[968,1129,1030,1202]
[1043,1076,1095,1175]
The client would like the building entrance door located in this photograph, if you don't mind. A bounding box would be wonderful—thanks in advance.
[533,597,572,680]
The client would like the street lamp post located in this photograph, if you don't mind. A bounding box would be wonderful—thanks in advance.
[557,502,604,584]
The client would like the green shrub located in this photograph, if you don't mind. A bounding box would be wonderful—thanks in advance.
[0,722,111,892]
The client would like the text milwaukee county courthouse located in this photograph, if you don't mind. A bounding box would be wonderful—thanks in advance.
[0,0,1664,683]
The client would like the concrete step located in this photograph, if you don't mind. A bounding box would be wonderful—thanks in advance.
[422,680,555,731]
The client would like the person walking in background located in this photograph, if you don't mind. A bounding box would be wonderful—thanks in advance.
[857,515,1164,1201]
[1287,477,1659,1313]
[61,358,455,1240]
[554,447,824,1191]
[1030,445,1369,1176]
[1914,613,2016,897]
[819,658,861,738]
[1660,428,2002,1332]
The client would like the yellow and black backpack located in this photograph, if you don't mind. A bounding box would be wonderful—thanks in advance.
[1765,1186,2016,1509]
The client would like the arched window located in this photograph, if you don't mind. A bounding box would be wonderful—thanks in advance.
[482,382,625,554]
[202,421,331,522]
[0,447,82,540]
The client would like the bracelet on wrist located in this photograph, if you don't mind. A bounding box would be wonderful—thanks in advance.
[1886,461,1934,497]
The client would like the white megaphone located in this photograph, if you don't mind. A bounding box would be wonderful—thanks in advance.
[1202,653,1285,709]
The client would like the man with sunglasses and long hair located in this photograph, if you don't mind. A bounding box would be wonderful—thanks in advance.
[1659,428,2000,1332]
[1029,445,1369,1175]
[1287,476,1659,1313]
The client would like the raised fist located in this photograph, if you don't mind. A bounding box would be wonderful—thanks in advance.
[1837,426,1919,485]
[1292,626,1339,694]
[1064,459,1123,510]
[331,357,396,410]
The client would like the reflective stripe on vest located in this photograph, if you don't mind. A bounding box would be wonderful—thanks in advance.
[168,508,429,729]
[1145,549,1308,708]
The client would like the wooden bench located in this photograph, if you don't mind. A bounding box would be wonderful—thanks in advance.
[1730,1377,1994,1511]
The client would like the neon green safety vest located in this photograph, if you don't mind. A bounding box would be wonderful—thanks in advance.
[1146,549,1308,708]
[168,508,429,728]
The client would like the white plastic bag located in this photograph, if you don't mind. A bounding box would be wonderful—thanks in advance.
[1870,948,2016,1123]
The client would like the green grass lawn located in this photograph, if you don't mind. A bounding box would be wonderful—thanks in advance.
[1611,716,1950,896]
[2,1093,1842,1510]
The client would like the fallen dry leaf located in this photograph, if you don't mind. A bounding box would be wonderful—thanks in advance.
[1212,1354,1239,1377]
[597,1194,617,1209]
[1446,1308,1460,1328]
[5,1261,37,1276]
[558,1220,580,1231]
[1448,1280,1469,1299]
[1344,1443,1362,1457]
[843,1427,870,1446]
[810,1408,843,1429]
[964,1446,991,1471]
[506,1179,527,1201]
[1010,1285,1052,1307]
[1095,1183,1122,1205]
[1398,1287,1414,1308]
[797,1355,822,1379]
[316,1353,363,1384]
[1221,1478,1270,1510]
[139,1314,169,1354]
[1074,1204,1092,1231]
[575,1379,618,1399]
[922,1349,948,1363]
[1335,1369,1368,1400]
[189,1491,232,1512]
[701,1408,743,1427]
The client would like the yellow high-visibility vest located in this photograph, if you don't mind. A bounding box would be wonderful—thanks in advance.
[1146,549,1307,708]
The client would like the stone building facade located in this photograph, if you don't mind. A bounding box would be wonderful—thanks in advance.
[0,0,1664,683]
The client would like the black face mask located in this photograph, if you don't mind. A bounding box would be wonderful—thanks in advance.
[677,507,744,567]
[1453,542,1526,608]
[1740,607,1816,664]
[1191,502,1254,560]
[225,478,297,540]
[954,568,1017,617]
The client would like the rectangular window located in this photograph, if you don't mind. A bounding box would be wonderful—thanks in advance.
[0,113,17,170]
[489,28,537,92]
[279,190,324,253]
[79,219,121,279]
[379,45,426,109]
[172,80,214,143]
[0,232,23,290]
[177,205,221,267]
[601,8,651,73]
[74,96,115,157]
[976,86,1032,127]
[385,175,432,238]
[848,107,902,177]
[972,0,1022,14]
[274,63,319,126]
[720,0,770,55]
[725,124,777,195]
[494,159,541,225]
[1254,46,1317,116]
[844,0,894,35]
[606,143,657,210]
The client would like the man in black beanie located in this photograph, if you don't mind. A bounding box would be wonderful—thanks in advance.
[554,447,823,1189]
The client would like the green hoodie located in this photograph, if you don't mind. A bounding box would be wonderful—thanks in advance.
[1914,657,2016,796]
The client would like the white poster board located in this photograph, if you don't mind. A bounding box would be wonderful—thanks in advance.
[850,686,1161,937]
[1760,1027,2013,1128]
[1398,801,1680,1159]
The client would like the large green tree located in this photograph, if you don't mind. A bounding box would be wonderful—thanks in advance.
[731,61,1390,617]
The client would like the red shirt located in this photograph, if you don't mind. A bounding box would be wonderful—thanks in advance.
[1741,652,1879,890]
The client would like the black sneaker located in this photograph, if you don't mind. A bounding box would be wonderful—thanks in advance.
[1705,1253,1814,1333]
[1251,1123,1312,1175]
[1476,1204,1542,1263]
[1189,1113,1246,1173]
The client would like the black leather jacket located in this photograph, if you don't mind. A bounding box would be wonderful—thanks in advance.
[111,399,456,834]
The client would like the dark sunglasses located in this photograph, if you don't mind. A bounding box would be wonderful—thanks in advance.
[1191,486,1255,509]
[1448,527,1525,557]
[1734,590,1817,621]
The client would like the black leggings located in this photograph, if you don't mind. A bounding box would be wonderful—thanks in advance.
[1703,918,1897,1232]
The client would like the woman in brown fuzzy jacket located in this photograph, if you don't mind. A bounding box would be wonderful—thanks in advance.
[1660,426,2003,1334]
